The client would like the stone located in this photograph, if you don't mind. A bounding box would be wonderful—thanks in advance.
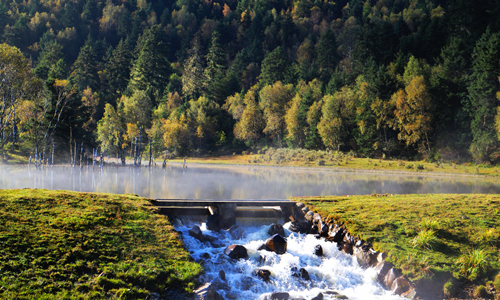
[342,242,353,255]
[401,286,418,299]
[218,203,237,228]
[377,252,387,263]
[313,213,322,223]
[311,292,323,300]
[201,252,211,259]
[189,226,204,241]
[207,214,223,232]
[328,225,345,243]
[296,202,305,209]
[254,269,271,282]
[314,244,323,256]
[224,244,249,259]
[383,268,401,289]
[291,267,310,280]
[265,234,287,254]
[304,211,314,221]
[268,223,286,237]
[319,222,329,237]
[194,282,223,300]
[391,276,410,295]
[375,261,393,283]
[270,292,290,300]
[302,207,309,213]
[219,270,225,281]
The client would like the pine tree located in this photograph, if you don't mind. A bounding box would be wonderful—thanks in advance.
[71,36,99,92]
[259,47,289,87]
[316,29,340,83]
[128,25,171,99]
[467,29,500,161]
[203,31,227,104]
[106,38,132,95]
[182,34,205,101]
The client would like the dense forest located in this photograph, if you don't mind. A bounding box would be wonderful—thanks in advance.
[1,0,500,164]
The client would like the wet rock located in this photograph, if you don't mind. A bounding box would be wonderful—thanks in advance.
[219,270,225,281]
[353,247,377,268]
[391,276,410,295]
[224,244,248,259]
[328,225,345,243]
[311,292,323,300]
[228,225,245,240]
[401,286,418,299]
[268,223,286,237]
[355,240,364,247]
[302,207,309,213]
[342,242,353,255]
[304,211,314,221]
[314,245,323,256]
[383,268,402,289]
[189,226,204,241]
[319,222,329,237]
[377,252,387,263]
[289,219,313,234]
[149,292,161,300]
[313,213,322,223]
[194,282,223,300]
[296,202,305,209]
[270,292,290,300]
[291,267,310,280]
[254,269,271,282]
[265,234,287,254]
[375,261,393,282]
[207,214,223,232]
[204,235,224,248]
[258,244,267,251]
[201,252,211,259]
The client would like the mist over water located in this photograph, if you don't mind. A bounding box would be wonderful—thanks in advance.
[1,163,500,198]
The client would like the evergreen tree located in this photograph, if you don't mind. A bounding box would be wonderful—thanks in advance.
[182,34,205,101]
[128,25,171,100]
[106,38,132,95]
[259,46,289,87]
[71,36,99,92]
[467,29,500,161]
[203,31,227,104]
[316,29,340,83]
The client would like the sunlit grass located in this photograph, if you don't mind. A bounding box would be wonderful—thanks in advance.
[294,194,500,287]
[0,189,202,298]
[412,229,438,250]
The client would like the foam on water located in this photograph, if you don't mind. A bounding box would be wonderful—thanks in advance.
[175,219,404,300]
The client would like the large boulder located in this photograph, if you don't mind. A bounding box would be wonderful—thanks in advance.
[194,283,223,300]
[311,293,324,300]
[353,246,377,268]
[189,226,204,241]
[375,261,393,283]
[328,224,345,243]
[207,214,223,232]
[268,223,285,237]
[265,234,287,254]
[383,268,402,289]
[224,244,249,259]
[391,276,410,295]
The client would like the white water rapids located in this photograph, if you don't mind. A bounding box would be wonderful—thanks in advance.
[175,218,405,300]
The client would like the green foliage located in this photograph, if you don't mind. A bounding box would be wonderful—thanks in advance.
[473,285,488,298]
[412,229,437,250]
[0,189,202,298]
[456,249,489,281]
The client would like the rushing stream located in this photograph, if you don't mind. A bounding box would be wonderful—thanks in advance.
[175,218,404,300]
[2,163,499,299]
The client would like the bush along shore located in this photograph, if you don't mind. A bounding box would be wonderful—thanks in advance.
[293,194,500,299]
[0,189,203,299]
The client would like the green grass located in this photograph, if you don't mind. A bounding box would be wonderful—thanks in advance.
[0,189,202,299]
[293,194,500,286]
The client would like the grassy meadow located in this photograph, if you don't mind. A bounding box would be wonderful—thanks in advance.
[0,189,202,299]
[294,194,500,296]
[174,148,500,177]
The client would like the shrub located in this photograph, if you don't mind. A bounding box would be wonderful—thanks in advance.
[456,249,489,281]
[420,219,440,231]
[416,164,424,170]
[317,159,325,166]
[473,285,488,298]
[405,164,413,169]
[398,160,405,167]
[412,229,437,250]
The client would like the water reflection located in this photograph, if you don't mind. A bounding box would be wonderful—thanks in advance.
[1,163,500,199]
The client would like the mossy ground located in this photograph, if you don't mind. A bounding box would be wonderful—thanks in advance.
[0,189,202,299]
[293,194,500,291]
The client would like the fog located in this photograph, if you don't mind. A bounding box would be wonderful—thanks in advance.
[1,163,499,199]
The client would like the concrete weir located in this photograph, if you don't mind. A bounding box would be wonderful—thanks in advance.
[151,199,295,227]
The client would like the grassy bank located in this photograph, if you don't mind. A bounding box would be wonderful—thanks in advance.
[294,194,500,297]
[174,148,500,177]
[0,189,202,299]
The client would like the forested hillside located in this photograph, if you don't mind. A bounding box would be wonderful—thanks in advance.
[1,0,500,164]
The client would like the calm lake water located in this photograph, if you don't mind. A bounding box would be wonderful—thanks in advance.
[1,163,499,198]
